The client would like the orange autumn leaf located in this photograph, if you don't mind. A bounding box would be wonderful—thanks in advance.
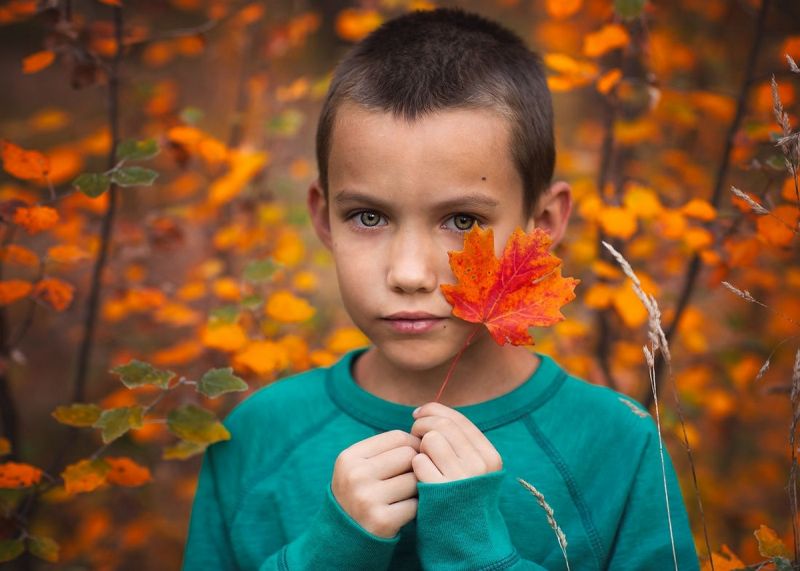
[13,204,59,234]
[265,290,315,323]
[1,140,50,181]
[700,545,745,571]
[22,50,55,74]
[545,0,581,19]
[0,280,32,305]
[757,205,798,247]
[681,198,717,221]
[440,226,579,346]
[335,8,383,42]
[104,457,152,487]
[583,24,630,58]
[32,278,75,311]
[0,244,39,266]
[596,68,623,94]
[47,244,91,264]
[0,461,43,488]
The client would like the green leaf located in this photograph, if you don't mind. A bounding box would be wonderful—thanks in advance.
[198,368,248,399]
[110,359,174,389]
[0,489,25,515]
[614,0,646,19]
[0,539,24,563]
[179,106,205,125]
[163,440,208,460]
[52,403,102,427]
[241,294,263,310]
[266,109,304,137]
[93,406,144,443]
[243,259,278,283]
[27,535,59,563]
[117,138,159,161]
[167,404,230,444]
[111,166,159,187]
[72,173,111,198]
[772,557,793,571]
[209,305,240,325]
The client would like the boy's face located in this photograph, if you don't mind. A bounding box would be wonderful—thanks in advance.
[308,101,565,373]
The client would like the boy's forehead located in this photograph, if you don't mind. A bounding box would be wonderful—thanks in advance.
[328,101,523,205]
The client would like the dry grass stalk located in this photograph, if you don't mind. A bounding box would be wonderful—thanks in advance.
[789,54,800,74]
[730,186,770,215]
[517,477,570,571]
[601,241,711,570]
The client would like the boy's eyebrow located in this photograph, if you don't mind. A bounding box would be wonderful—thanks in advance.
[333,190,500,210]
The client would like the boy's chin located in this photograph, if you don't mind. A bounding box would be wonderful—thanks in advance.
[372,337,467,372]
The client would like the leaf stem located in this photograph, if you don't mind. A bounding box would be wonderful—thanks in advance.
[434,324,482,403]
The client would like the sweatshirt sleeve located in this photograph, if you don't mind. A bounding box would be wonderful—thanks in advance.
[416,469,547,570]
[605,430,700,570]
[182,440,402,571]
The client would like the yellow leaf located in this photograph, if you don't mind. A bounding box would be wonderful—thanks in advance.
[273,228,305,267]
[233,340,290,376]
[754,524,791,558]
[582,283,615,309]
[292,270,318,292]
[612,284,648,328]
[212,277,241,301]
[201,323,248,352]
[682,227,713,251]
[657,209,687,239]
[265,290,315,323]
[326,327,370,353]
[599,206,638,239]
[61,459,109,495]
[622,184,663,218]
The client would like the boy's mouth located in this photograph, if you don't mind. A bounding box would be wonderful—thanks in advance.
[382,312,446,334]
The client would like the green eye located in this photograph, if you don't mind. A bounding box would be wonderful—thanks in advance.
[359,211,381,227]
[453,215,476,231]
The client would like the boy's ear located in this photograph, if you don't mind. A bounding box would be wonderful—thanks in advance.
[526,180,572,247]
[307,178,333,250]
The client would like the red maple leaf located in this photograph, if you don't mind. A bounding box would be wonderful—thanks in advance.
[434,225,579,401]
[441,225,580,346]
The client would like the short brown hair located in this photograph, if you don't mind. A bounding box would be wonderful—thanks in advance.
[315,7,555,216]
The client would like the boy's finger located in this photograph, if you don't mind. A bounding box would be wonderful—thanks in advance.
[413,403,502,470]
[382,471,419,504]
[419,430,466,480]
[411,416,483,469]
[411,453,445,483]
[347,429,420,459]
[370,445,418,480]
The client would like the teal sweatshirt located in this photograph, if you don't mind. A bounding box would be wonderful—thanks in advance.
[182,347,699,570]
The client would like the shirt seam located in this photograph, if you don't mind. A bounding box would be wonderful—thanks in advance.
[523,414,604,570]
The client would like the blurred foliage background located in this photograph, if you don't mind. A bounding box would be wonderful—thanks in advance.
[0,0,799,568]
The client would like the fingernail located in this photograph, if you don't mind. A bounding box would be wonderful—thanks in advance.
[412,407,420,416]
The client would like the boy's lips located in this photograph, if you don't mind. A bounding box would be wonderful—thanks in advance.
[382,311,447,334]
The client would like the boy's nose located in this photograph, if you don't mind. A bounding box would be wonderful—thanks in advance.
[386,229,438,294]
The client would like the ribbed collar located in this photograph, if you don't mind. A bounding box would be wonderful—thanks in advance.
[326,347,567,433]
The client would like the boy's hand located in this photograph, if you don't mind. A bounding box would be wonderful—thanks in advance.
[410,402,503,483]
[332,430,421,539]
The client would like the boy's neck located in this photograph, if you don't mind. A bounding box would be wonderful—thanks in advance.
[352,340,540,407]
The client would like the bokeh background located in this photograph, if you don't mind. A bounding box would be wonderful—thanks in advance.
[0,0,799,568]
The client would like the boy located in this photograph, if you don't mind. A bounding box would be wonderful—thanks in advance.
[183,7,699,570]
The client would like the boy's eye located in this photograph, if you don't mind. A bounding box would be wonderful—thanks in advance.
[448,214,479,232]
[356,211,383,227]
